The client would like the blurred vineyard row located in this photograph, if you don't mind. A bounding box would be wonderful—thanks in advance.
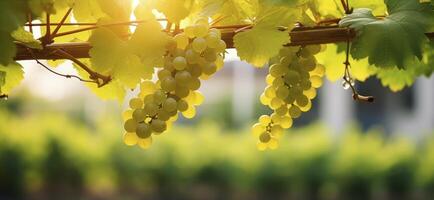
[0,107,434,200]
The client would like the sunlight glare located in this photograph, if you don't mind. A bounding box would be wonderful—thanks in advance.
[130,0,140,33]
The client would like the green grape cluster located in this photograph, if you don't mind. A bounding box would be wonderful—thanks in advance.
[121,20,226,149]
[252,45,325,151]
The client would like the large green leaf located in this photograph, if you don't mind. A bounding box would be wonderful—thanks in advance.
[375,41,434,91]
[316,44,376,82]
[0,0,29,65]
[12,27,43,50]
[234,6,300,67]
[89,28,145,89]
[0,62,24,94]
[339,0,433,68]
[200,0,258,25]
[74,59,126,102]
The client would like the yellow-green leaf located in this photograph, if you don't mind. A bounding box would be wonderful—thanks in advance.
[0,62,24,94]
[11,27,42,50]
[234,6,299,67]
[316,44,376,82]
[234,28,288,67]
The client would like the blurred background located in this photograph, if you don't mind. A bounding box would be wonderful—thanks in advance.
[0,49,433,200]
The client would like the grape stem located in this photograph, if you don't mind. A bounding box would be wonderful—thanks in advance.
[343,32,374,103]
[49,7,73,43]
[25,46,97,84]
[210,16,227,26]
[27,13,33,33]
[41,13,52,45]
[340,0,353,14]
[54,49,112,87]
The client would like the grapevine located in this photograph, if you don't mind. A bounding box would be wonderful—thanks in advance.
[0,0,432,150]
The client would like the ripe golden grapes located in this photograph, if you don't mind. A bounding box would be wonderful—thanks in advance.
[122,21,226,149]
[253,45,325,150]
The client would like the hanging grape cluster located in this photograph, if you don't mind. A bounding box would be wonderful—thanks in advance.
[252,45,325,150]
[122,20,226,149]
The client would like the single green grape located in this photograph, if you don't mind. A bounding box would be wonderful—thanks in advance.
[259,115,271,125]
[280,116,293,128]
[193,24,208,38]
[276,86,289,99]
[123,132,138,146]
[175,85,190,98]
[310,75,323,88]
[192,37,207,53]
[251,123,265,137]
[288,105,301,118]
[175,71,192,84]
[185,49,199,64]
[163,98,178,112]
[129,98,143,109]
[203,48,217,62]
[187,78,201,90]
[151,119,167,133]
[136,123,152,138]
[132,108,146,122]
[259,132,271,143]
[153,90,167,104]
[206,33,220,48]
[124,118,138,133]
[202,62,217,75]
[174,33,189,49]
[173,56,187,70]
[161,77,176,92]
[144,102,159,116]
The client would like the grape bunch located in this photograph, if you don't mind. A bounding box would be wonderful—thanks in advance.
[122,20,226,149]
[252,45,325,150]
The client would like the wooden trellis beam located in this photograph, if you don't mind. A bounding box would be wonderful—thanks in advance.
[14,26,433,61]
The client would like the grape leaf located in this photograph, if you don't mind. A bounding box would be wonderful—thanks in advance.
[150,0,192,23]
[339,0,433,68]
[200,0,258,25]
[28,0,56,15]
[309,0,386,20]
[234,6,300,67]
[0,71,5,89]
[0,33,17,66]
[89,27,156,89]
[0,0,30,65]
[12,27,42,50]
[0,62,24,94]
[316,44,376,82]
[71,0,105,22]
[375,41,434,91]
[73,59,126,101]
[128,21,170,69]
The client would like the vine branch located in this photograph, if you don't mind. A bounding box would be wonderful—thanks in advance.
[54,49,111,87]
[342,30,374,103]
[26,47,96,84]
[50,7,73,41]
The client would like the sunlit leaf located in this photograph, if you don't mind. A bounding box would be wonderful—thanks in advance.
[339,0,433,68]
[234,6,300,67]
[12,27,42,50]
[0,62,24,94]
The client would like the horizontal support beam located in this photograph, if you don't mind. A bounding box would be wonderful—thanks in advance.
[14,26,433,61]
